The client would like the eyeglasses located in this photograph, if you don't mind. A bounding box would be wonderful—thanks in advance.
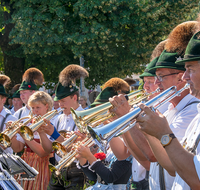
[154,73,180,82]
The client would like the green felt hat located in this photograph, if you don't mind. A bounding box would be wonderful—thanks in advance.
[176,31,200,65]
[18,81,38,91]
[12,91,21,99]
[139,57,159,79]
[90,87,118,107]
[54,82,79,101]
[149,50,185,71]
[0,84,9,97]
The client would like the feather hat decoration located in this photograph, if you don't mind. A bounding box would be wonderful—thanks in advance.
[150,40,167,61]
[22,68,44,86]
[0,75,10,97]
[102,77,130,93]
[165,21,200,55]
[59,64,89,87]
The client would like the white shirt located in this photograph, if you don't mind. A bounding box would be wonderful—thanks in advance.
[51,107,63,123]
[131,102,170,182]
[52,106,84,162]
[149,94,199,190]
[0,107,17,154]
[14,106,31,119]
[10,107,15,115]
[172,103,200,190]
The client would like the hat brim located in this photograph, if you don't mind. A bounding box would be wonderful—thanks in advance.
[139,72,156,79]
[176,57,200,65]
[0,92,9,97]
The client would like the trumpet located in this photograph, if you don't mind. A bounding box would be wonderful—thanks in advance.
[87,84,190,153]
[0,114,34,148]
[49,136,94,175]
[20,109,63,141]
[71,89,158,129]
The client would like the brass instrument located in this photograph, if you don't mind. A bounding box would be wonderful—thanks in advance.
[52,89,159,157]
[49,136,94,175]
[87,84,190,152]
[20,109,63,141]
[70,89,145,129]
[0,114,33,148]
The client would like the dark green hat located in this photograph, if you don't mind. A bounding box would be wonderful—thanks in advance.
[54,82,79,101]
[18,81,38,91]
[149,50,185,71]
[139,57,159,79]
[90,87,118,107]
[12,91,21,99]
[0,84,9,97]
[176,31,200,65]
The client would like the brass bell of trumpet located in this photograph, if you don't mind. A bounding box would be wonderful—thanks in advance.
[20,109,63,141]
[52,131,78,157]
[0,115,33,148]
[49,137,94,175]
[70,89,145,129]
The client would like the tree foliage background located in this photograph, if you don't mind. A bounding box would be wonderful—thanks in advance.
[0,0,200,88]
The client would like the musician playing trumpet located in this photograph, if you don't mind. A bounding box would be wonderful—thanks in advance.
[11,91,54,190]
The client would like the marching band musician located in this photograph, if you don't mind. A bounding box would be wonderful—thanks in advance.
[39,64,88,190]
[11,91,54,190]
[0,75,17,154]
[109,21,200,190]
[10,84,23,114]
[137,29,200,190]
[14,68,44,119]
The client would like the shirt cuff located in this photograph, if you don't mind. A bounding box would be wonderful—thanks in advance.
[76,161,89,169]
[88,159,101,172]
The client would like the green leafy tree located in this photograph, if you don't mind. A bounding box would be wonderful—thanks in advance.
[6,0,200,87]
[0,0,25,86]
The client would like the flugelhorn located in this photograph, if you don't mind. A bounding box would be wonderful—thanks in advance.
[0,114,34,147]
[71,89,158,129]
[49,136,94,175]
[87,84,190,152]
[20,109,63,141]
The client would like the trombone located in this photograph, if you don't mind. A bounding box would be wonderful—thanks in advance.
[20,109,63,141]
[0,114,34,148]
[49,136,94,175]
[87,84,190,153]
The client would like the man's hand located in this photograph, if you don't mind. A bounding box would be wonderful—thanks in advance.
[136,103,172,139]
[109,94,131,117]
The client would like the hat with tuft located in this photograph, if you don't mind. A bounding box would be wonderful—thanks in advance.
[165,21,199,56]
[54,64,89,101]
[11,84,21,98]
[176,31,200,64]
[151,40,168,61]
[149,50,185,71]
[0,75,10,97]
[90,78,130,107]
[139,57,159,79]
[19,68,44,91]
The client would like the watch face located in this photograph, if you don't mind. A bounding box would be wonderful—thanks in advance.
[161,135,170,145]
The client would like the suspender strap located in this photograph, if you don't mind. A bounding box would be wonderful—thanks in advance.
[0,113,11,132]
[56,115,63,130]
[159,163,166,190]
[188,133,200,155]
[18,109,23,119]
[72,124,76,131]
[182,101,200,110]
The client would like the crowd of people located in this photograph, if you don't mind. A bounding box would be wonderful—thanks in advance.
[0,16,199,190]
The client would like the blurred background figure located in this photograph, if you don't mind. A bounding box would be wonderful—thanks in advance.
[79,95,89,110]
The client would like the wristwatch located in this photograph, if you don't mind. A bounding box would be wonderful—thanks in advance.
[160,133,176,147]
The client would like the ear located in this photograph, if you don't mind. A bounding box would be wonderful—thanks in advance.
[45,104,49,111]
[177,73,184,83]
[73,94,78,101]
